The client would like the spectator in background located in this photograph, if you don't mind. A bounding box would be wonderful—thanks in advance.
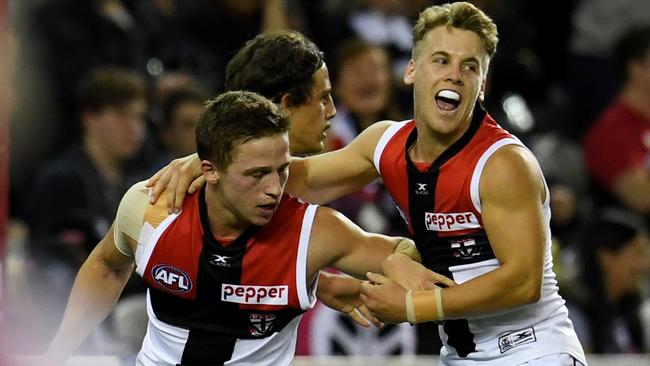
[567,209,649,353]
[325,38,405,235]
[327,38,401,152]
[148,85,209,174]
[33,0,147,142]
[23,67,148,353]
[303,38,418,357]
[583,25,650,217]
[567,0,650,136]
[179,0,297,89]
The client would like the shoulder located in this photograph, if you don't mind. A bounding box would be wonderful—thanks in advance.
[480,145,544,202]
[121,181,151,207]
[355,120,402,145]
[114,181,151,256]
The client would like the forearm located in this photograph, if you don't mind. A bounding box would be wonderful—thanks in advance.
[45,251,133,362]
[286,157,353,204]
[388,238,421,262]
[413,264,541,322]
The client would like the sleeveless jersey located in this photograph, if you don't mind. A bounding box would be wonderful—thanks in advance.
[134,188,317,366]
[374,106,586,365]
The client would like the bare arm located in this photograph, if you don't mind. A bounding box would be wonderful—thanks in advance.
[307,206,453,284]
[285,121,390,204]
[362,145,547,322]
[44,227,135,364]
[147,120,393,209]
[612,167,650,214]
[315,272,381,328]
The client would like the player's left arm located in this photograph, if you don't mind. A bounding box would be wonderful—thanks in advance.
[361,145,546,323]
[442,144,546,316]
[308,207,453,287]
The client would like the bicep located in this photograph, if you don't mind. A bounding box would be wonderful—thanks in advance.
[308,207,396,278]
[480,146,546,278]
[94,224,135,273]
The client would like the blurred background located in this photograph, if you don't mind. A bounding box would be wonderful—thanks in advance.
[1,0,650,364]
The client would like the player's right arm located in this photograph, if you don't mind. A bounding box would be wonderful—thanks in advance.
[43,182,148,365]
[43,226,135,365]
[285,120,391,204]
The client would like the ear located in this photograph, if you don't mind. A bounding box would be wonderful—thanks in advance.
[279,93,293,110]
[479,61,490,102]
[201,160,220,184]
[403,59,416,85]
[478,78,487,102]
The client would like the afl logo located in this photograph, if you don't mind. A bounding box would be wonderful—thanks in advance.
[152,264,192,293]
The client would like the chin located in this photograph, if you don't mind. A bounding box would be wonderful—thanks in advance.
[251,216,273,227]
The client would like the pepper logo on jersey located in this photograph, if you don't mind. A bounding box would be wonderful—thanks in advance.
[221,284,288,305]
[152,264,193,293]
[424,212,480,231]
[249,313,277,336]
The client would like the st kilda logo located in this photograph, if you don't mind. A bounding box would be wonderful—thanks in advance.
[152,264,193,293]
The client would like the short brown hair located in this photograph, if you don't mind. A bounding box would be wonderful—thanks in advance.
[77,67,146,113]
[196,91,290,170]
[412,2,498,58]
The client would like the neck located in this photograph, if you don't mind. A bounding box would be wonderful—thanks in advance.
[410,117,470,163]
[83,136,122,184]
[204,186,247,240]
[620,85,650,121]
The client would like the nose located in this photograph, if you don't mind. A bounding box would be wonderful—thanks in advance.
[326,95,337,120]
[264,172,283,199]
[445,64,463,85]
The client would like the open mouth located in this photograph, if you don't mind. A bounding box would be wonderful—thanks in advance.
[258,203,277,211]
[435,90,461,112]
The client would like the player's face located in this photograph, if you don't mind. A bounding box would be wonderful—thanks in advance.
[215,133,291,228]
[285,65,337,155]
[404,26,489,141]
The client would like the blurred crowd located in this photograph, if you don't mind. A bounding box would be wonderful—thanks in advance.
[5,0,650,359]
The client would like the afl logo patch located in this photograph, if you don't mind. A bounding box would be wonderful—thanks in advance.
[152,264,193,293]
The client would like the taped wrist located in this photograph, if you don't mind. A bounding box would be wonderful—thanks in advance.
[393,239,422,262]
[406,288,445,323]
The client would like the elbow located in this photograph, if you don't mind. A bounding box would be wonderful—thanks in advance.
[522,283,542,305]
[517,273,542,305]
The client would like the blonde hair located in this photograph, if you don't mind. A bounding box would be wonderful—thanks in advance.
[412,2,498,58]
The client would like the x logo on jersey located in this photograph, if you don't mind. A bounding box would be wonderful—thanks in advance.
[209,254,231,267]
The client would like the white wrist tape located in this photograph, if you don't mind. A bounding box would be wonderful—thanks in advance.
[434,287,444,319]
[405,289,416,324]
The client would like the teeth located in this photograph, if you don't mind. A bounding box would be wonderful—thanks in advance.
[437,90,460,101]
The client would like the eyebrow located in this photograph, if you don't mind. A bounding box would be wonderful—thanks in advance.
[431,51,481,64]
[243,167,270,175]
[243,162,290,175]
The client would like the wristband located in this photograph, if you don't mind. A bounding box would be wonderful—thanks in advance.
[405,289,416,324]
[434,287,444,319]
